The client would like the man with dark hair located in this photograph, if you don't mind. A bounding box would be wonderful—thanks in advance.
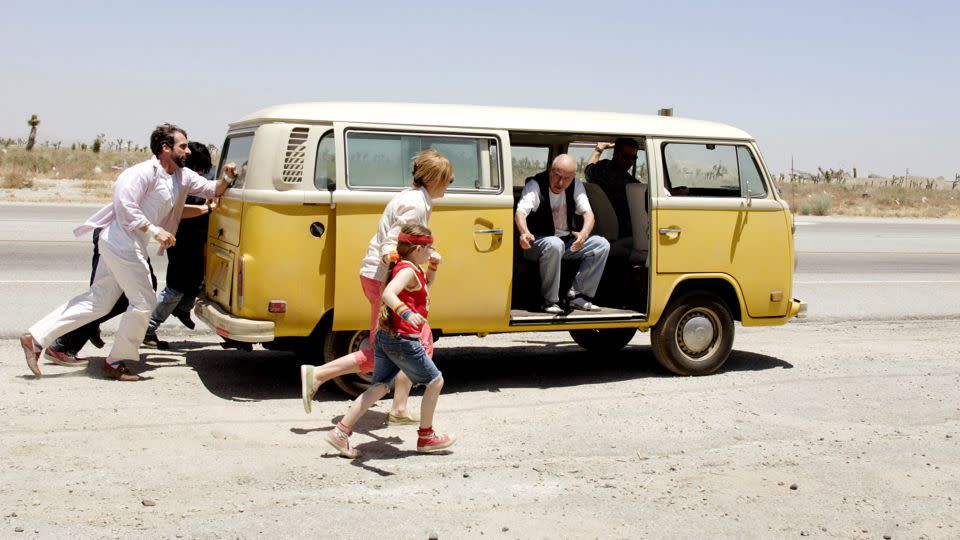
[143,141,218,349]
[515,154,610,313]
[20,124,235,381]
[585,137,641,236]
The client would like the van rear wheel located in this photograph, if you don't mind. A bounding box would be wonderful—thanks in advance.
[322,329,373,397]
[650,293,734,375]
[569,328,637,353]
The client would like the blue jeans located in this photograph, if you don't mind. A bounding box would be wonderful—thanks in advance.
[522,234,610,304]
[371,328,442,388]
[146,286,194,334]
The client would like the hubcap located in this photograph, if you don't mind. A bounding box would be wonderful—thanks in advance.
[678,311,717,358]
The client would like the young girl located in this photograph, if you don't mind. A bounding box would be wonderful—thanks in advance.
[300,149,453,423]
[325,224,455,458]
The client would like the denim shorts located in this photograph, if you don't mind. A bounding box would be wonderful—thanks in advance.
[371,328,442,388]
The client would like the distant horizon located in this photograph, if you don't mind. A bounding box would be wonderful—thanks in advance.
[2,0,957,179]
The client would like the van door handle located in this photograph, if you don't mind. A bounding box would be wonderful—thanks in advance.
[659,227,682,238]
[475,229,504,235]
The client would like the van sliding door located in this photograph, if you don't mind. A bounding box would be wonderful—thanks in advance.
[330,123,514,333]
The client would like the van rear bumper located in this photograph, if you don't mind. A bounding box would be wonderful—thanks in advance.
[194,299,275,343]
[790,298,808,319]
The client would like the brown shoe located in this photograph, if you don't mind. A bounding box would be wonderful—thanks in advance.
[44,347,86,367]
[20,333,41,378]
[102,360,142,382]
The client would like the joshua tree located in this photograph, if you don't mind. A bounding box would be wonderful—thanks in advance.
[26,114,40,151]
[92,133,104,154]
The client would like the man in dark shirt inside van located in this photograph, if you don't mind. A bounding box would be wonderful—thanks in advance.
[515,154,610,314]
[585,137,640,237]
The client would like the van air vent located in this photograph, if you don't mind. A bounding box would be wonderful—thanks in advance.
[281,127,309,183]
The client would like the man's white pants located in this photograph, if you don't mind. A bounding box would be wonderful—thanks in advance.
[29,238,157,361]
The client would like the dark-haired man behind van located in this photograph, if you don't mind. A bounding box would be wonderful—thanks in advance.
[585,137,640,236]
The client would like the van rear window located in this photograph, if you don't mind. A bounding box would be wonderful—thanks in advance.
[219,134,253,189]
[345,131,501,192]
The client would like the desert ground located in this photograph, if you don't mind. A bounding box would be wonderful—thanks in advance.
[2,318,959,539]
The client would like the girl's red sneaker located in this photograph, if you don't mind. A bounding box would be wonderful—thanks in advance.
[416,430,456,453]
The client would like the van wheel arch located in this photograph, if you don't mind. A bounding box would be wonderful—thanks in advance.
[321,328,372,396]
[298,312,370,397]
[661,278,742,322]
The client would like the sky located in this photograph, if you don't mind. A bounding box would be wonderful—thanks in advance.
[1,0,957,178]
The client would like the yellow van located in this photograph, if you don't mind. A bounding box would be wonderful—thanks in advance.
[196,102,806,394]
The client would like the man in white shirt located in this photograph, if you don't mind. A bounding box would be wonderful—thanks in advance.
[515,154,610,313]
[20,124,235,381]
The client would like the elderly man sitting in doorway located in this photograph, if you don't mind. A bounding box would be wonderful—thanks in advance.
[515,154,610,313]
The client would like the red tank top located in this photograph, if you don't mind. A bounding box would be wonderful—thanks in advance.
[389,261,429,336]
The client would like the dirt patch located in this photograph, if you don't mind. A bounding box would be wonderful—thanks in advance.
[2,319,958,537]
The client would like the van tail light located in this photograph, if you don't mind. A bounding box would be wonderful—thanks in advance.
[237,254,245,310]
[268,300,287,313]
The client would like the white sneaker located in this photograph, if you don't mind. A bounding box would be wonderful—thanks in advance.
[569,297,601,311]
[542,303,564,314]
[325,427,358,459]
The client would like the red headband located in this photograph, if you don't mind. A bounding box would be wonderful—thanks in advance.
[398,232,433,245]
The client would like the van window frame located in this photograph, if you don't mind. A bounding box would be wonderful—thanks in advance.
[313,129,336,191]
[343,128,504,195]
[217,131,255,190]
[510,144,552,188]
[659,140,769,198]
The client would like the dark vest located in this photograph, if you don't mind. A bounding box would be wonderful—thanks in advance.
[524,171,582,238]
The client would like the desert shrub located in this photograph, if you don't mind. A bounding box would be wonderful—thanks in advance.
[799,194,832,216]
[7,151,54,173]
[1,171,34,189]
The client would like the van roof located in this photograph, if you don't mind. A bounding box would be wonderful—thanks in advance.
[232,102,754,141]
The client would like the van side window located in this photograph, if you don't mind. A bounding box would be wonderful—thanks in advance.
[345,131,501,192]
[511,145,550,187]
[313,131,335,190]
[662,143,765,197]
[219,134,254,189]
[737,146,767,198]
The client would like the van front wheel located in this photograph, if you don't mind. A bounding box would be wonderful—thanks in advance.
[650,294,734,375]
[322,329,373,397]
[569,328,637,353]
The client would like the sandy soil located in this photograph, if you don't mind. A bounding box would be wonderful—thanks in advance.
[0,179,112,204]
[2,319,958,539]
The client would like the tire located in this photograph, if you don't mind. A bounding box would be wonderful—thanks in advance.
[650,293,734,375]
[321,329,373,397]
[569,328,637,354]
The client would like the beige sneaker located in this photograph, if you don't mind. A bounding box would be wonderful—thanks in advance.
[387,412,420,426]
[300,365,318,414]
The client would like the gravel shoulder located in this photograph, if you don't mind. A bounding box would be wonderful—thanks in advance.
[2,319,959,538]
